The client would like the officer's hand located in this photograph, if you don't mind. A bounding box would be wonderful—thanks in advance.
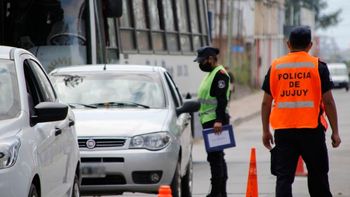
[262,131,274,150]
[213,122,222,135]
[331,132,341,148]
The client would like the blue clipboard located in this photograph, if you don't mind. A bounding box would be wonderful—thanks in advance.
[203,124,236,152]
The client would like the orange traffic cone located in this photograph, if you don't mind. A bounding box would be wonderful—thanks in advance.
[295,156,307,176]
[158,185,172,197]
[246,148,258,197]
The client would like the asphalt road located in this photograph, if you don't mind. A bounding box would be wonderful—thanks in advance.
[92,89,350,197]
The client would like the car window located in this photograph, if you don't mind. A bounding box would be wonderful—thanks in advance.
[23,59,56,113]
[26,60,56,102]
[0,60,21,120]
[51,71,166,108]
[164,72,183,107]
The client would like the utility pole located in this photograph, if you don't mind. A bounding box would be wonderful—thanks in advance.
[219,0,224,50]
[226,0,233,67]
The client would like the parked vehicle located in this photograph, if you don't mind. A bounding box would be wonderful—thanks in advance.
[328,63,349,91]
[0,46,80,197]
[50,65,200,197]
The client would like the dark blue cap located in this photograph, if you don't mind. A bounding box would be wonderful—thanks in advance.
[194,46,220,62]
[288,26,311,48]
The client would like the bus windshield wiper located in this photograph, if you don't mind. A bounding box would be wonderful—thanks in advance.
[90,101,150,109]
[69,103,97,109]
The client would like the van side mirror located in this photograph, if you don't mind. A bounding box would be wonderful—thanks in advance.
[106,0,123,17]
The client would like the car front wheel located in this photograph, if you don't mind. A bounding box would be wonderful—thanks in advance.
[71,173,80,197]
[171,159,181,197]
[181,154,193,197]
[28,183,39,197]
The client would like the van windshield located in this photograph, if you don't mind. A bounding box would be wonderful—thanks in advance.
[329,67,348,76]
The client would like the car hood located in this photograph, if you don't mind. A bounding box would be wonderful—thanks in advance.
[0,118,22,139]
[73,108,170,137]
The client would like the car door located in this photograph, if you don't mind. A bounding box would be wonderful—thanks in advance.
[22,57,70,196]
[163,72,192,173]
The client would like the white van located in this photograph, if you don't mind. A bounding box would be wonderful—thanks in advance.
[327,63,349,91]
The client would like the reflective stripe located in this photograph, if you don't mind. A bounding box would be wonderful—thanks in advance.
[277,101,314,108]
[199,109,216,116]
[199,108,229,116]
[276,62,314,69]
[198,98,217,105]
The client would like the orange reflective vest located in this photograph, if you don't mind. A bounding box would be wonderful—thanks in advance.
[269,51,327,129]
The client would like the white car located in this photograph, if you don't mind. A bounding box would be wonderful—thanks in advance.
[50,65,200,197]
[0,46,80,197]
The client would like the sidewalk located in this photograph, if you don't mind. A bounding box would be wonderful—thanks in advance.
[229,89,263,127]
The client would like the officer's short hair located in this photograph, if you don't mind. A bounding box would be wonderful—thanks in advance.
[288,26,311,50]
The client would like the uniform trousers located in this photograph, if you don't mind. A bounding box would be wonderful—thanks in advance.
[271,127,332,197]
[202,118,229,197]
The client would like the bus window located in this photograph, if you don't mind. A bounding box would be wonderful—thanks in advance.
[177,0,191,52]
[198,0,209,46]
[189,0,201,50]
[162,0,179,52]
[149,0,165,51]
[119,0,136,51]
[189,1,200,34]
[105,18,119,63]
[133,0,151,51]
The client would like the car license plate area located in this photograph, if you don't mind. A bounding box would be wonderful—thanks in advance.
[81,165,106,178]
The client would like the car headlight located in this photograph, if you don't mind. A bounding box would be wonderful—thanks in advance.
[0,137,21,169]
[130,132,171,151]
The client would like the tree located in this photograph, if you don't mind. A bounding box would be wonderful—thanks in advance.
[285,0,342,29]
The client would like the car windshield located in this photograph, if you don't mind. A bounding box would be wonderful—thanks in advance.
[51,71,166,109]
[0,60,20,120]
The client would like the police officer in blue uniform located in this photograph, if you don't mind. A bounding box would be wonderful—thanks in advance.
[195,46,230,197]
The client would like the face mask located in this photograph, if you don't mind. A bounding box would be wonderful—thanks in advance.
[199,63,213,72]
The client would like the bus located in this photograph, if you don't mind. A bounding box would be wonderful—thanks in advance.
[0,0,210,95]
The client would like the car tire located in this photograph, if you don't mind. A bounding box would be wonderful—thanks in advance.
[28,183,39,197]
[71,173,80,197]
[171,159,182,197]
[346,86,349,92]
[181,154,193,197]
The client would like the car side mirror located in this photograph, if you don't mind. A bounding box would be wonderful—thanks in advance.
[31,102,68,124]
[176,99,200,116]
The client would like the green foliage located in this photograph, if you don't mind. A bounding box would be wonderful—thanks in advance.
[233,63,251,86]
[285,0,342,29]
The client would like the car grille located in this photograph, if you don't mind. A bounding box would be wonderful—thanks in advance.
[81,157,124,163]
[78,138,126,148]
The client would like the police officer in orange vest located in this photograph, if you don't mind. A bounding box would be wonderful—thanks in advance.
[261,26,341,197]
[195,46,230,197]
